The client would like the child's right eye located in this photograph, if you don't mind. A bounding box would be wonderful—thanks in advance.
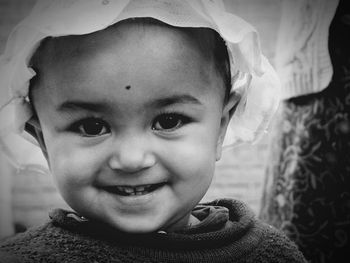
[70,118,111,137]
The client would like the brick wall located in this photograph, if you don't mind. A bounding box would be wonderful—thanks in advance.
[0,0,281,233]
[203,136,270,213]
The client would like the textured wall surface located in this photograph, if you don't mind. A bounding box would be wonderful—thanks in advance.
[0,0,281,233]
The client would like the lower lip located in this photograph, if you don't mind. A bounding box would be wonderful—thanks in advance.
[103,184,166,207]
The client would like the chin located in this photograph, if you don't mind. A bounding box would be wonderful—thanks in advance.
[117,224,161,234]
[108,218,164,234]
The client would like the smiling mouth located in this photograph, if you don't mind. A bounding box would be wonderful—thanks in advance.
[101,183,166,196]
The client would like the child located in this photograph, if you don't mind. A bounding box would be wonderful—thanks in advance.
[0,0,307,262]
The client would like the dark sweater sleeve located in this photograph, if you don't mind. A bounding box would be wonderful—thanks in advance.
[246,223,307,263]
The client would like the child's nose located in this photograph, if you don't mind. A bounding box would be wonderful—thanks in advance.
[108,134,156,173]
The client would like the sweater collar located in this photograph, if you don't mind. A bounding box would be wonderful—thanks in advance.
[49,199,256,249]
[179,204,230,234]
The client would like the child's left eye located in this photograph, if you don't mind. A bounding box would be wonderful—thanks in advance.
[152,113,190,132]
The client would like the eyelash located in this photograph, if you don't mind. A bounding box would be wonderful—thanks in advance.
[69,117,111,137]
[68,112,192,137]
[151,112,192,132]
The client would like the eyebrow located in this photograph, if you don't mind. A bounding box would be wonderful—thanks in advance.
[147,94,202,108]
[57,101,110,113]
[57,94,202,113]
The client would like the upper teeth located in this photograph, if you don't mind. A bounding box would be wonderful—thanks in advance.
[117,185,150,194]
[102,183,165,196]
[135,186,147,192]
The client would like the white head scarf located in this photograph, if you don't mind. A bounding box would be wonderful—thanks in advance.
[0,0,280,166]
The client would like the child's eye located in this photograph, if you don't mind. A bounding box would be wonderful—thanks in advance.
[71,118,110,137]
[152,113,190,132]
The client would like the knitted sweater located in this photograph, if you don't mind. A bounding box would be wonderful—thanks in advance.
[0,199,307,263]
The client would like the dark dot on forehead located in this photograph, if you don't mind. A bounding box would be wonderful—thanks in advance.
[125,85,131,90]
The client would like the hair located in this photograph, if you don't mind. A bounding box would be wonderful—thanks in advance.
[28,18,231,105]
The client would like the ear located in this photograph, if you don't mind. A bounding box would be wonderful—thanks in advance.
[25,115,49,161]
[216,92,241,161]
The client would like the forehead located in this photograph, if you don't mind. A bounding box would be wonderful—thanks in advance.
[35,20,215,76]
[31,19,223,108]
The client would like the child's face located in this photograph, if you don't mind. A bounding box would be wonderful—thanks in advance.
[31,21,231,233]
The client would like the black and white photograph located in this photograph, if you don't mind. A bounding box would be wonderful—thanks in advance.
[0,0,348,262]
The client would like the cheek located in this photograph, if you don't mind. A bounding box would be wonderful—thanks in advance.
[166,139,217,204]
[47,140,104,188]
[161,124,219,183]
[180,140,216,173]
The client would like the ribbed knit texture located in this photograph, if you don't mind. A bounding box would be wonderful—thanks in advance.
[0,199,307,263]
